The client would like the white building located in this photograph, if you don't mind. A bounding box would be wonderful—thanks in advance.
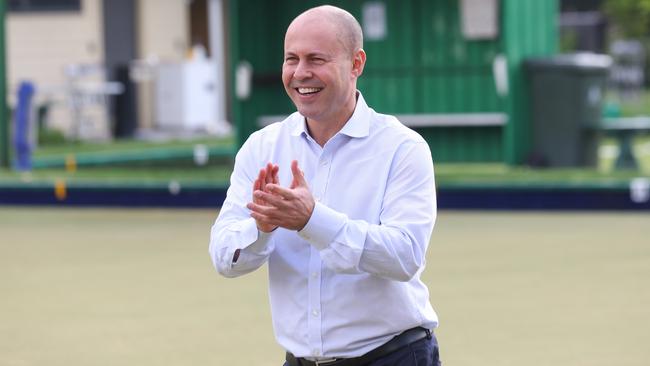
[6,0,228,141]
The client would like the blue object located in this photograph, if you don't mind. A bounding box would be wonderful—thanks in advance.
[13,81,36,171]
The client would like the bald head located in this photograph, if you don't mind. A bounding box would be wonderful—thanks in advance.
[287,5,363,58]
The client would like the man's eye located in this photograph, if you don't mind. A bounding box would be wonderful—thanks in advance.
[285,57,298,63]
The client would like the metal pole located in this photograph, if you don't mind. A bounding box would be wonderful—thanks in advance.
[0,0,9,168]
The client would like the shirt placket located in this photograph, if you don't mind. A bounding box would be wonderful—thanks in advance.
[306,145,332,357]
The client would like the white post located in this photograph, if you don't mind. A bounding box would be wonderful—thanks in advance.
[208,0,229,131]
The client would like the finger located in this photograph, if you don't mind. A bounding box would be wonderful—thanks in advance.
[264,163,274,185]
[253,174,264,202]
[271,164,280,184]
[246,201,279,216]
[259,167,267,183]
[248,203,286,228]
[254,190,290,208]
[255,169,267,197]
[266,183,295,200]
[290,160,307,188]
[250,211,281,226]
[250,211,267,223]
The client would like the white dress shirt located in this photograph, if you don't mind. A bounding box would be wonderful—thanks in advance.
[209,93,438,358]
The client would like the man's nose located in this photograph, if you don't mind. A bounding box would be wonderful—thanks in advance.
[293,61,312,80]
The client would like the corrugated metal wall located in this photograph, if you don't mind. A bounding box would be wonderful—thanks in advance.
[360,1,503,113]
[229,0,289,146]
[357,0,506,162]
[229,0,557,163]
[502,0,558,164]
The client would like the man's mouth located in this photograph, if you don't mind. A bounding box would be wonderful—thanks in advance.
[296,87,322,95]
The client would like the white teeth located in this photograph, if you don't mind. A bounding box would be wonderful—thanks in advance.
[297,87,321,94]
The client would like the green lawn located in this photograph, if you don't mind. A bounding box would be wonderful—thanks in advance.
[612,90,650,117]
[1,130,649,188]
[1,135,649,188]
[1,208,649,366]
[31,136,235,157]
[0,166,234,187]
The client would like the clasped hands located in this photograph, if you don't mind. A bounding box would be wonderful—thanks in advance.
[247,160,315,233]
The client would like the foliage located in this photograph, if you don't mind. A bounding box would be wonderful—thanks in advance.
[38,128,67,146]
[603,0,650,38]
[559,29,579,53]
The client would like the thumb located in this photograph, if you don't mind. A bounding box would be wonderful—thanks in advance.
[290,160,307,189]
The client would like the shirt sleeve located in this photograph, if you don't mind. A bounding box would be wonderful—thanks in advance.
[209,135,275,278]
[298,141,436,282]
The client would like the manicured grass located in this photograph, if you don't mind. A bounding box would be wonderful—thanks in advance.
[1,135,648,188]
[0,166,233,186]
[434,163,647,187]
[0,163,646,189]
[613,90,650,117]
[31,136,235,158]
[1,208,649,365]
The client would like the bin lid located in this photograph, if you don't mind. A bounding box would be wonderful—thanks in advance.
[525,53,612,73]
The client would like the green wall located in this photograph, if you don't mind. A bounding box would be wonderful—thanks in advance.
[229,0,557,164]
[502,0,558,164]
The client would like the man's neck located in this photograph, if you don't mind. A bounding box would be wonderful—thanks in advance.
[305,93,358,147]
[305,117,348,147]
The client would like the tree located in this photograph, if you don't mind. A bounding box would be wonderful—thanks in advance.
[603,0,650,38]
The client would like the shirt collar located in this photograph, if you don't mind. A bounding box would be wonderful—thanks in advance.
[290,91,370,138]
[290,114,307,137]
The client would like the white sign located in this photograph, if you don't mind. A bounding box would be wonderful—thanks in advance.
[362,2,387,41]
[630,178,650,203]
[460,0,499,40]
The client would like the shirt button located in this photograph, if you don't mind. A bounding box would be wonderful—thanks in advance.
[312,309,320,317]
[311,272,319,279]
[313,349,321,356]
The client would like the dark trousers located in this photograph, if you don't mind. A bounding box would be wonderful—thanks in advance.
[282,334,441,366]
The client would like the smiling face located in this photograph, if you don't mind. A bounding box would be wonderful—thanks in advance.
[282,10,364,128]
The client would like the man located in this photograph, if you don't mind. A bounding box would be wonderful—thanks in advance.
[209,5,440,366]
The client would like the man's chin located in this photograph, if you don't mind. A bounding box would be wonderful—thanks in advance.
[295,106,319,120]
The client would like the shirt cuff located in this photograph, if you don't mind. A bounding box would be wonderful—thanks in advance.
[234,217,274,254]
[298,202,346,250]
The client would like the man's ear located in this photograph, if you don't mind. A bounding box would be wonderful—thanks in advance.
[351,49,366,79]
